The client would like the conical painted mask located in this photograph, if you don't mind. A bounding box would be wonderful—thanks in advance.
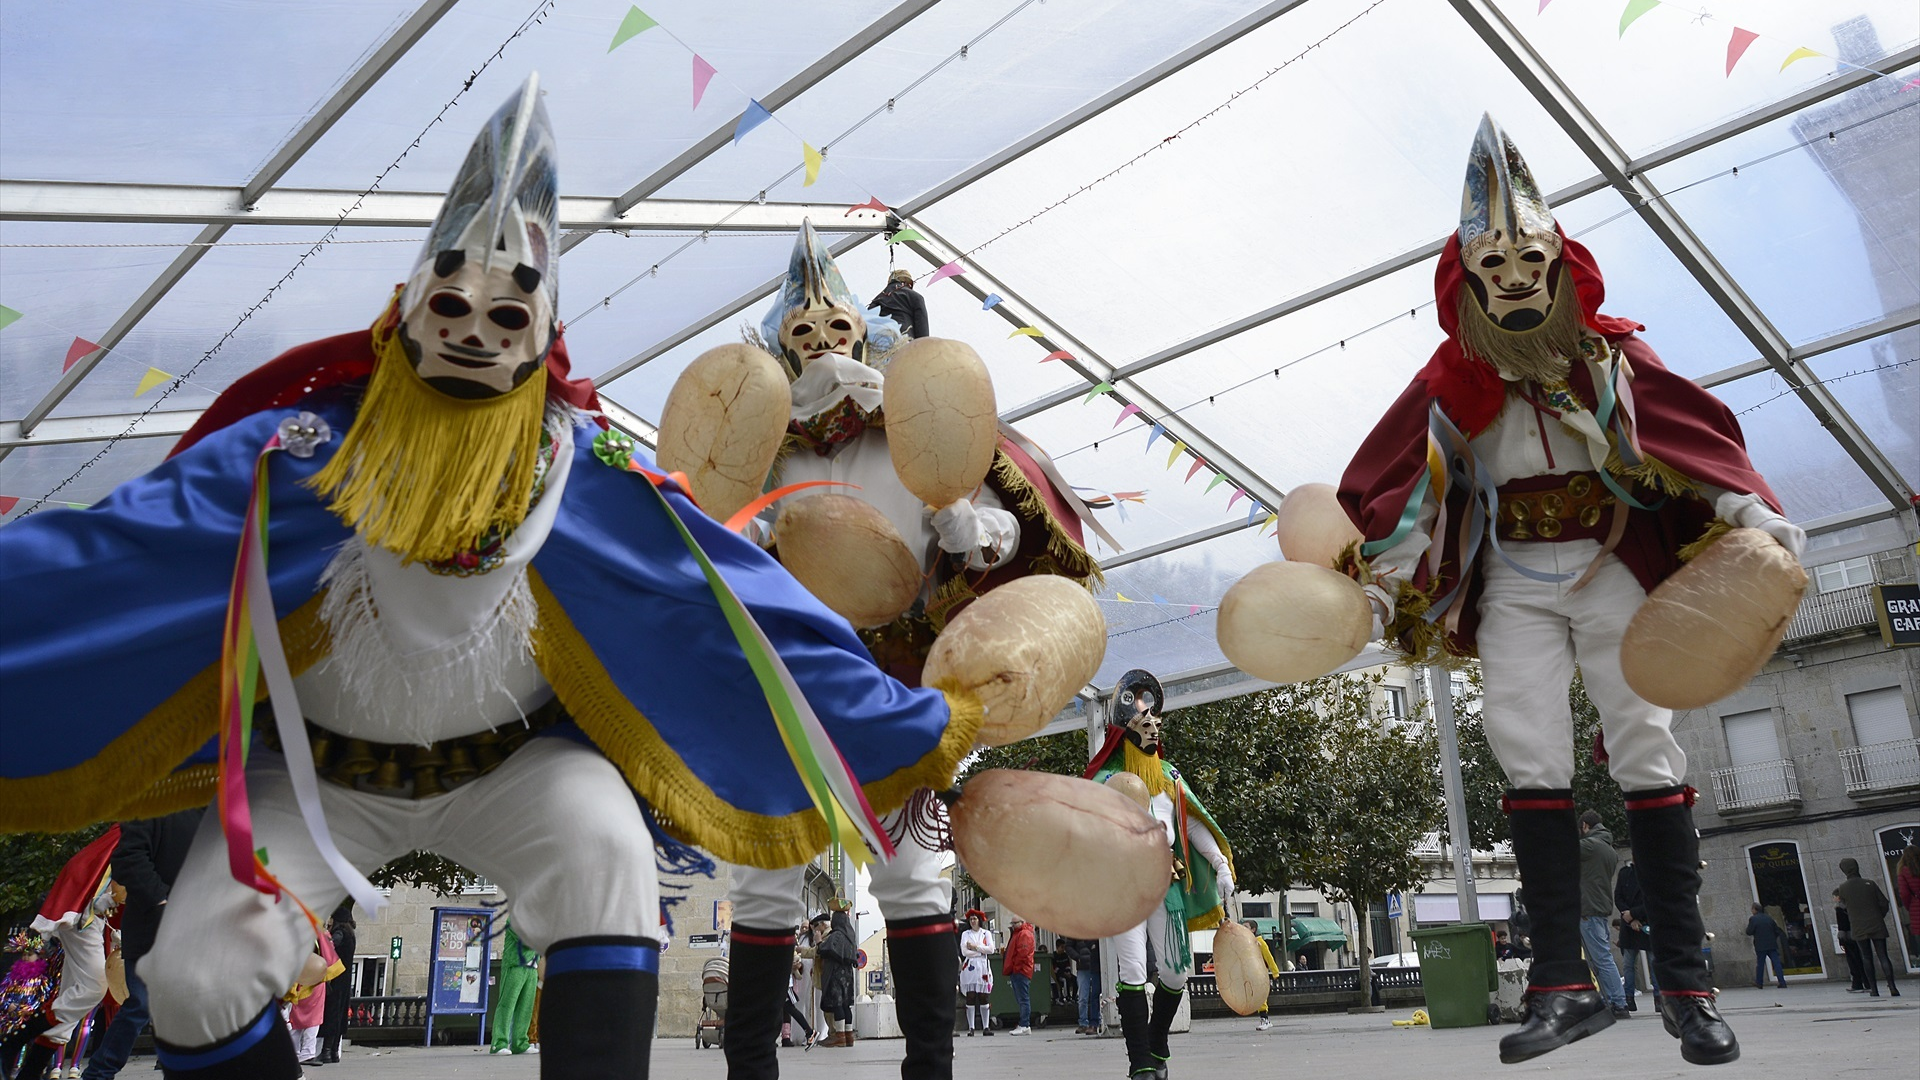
[398,73,560,399]
[761,220,902,375]
[1458,114,1563,333]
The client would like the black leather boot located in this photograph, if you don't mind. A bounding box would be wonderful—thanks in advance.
[540,936,659,1079]
[1147,982,1182,1078]
[720,926,796,1080]
[1,1015,50,1080]
[11,1040,54,1080]
[157,1003,301,1079]
[1627,786,1738,1066]
[1115,984,1153,1078]
[886,914,957,1080]
[1497,789,1612,1065]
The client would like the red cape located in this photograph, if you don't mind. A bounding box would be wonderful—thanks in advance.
[1339,234,1781,654]
[34,825,120,927]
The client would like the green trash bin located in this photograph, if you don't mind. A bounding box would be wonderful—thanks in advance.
[1409,923,1498,1028]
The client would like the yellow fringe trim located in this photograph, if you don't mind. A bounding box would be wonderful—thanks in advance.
[0,593,331,833]
[529,570,984,869]
[1678,518,1736,563]
[307,303,549,565]
[1602,445,1701,502]
[1188,906,1226,933]
[988,449,1103,589]
[1334,542,1472,667]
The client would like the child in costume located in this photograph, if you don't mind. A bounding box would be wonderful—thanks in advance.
[1084,670,1235,1080]
[11,829,120,1080]
[958,910,996,1037]
[1339,115,1803,1068]
[0,76,977,1080]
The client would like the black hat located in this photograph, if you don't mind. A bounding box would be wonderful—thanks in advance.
[1108,669,1165,727]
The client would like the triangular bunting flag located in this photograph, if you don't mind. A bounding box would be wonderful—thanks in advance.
[927,262,965,286]
[887,228,925,244]
[1151,594,1168,605]
[803,143,824,187]
[1618,0,1660,37]
[1227,488,1248,509]
[732,99,773,144]
[63,337,102,372]
[135,367,171,397]
[1082,382,1114,404]
[1166,440,1185,470]
[609,6,658,52]
[1186,458,1207,482]
[1040,350,1074,363]
[0,305,21,332]
[0,496,17,515]
[846,196,889,215]
[981,294,1004,310]
[1009,326,1043,339]
[1204,473,1229,494]
[1537,0,1554,11]
[1779,46,1822,71]
[1112,403,1142,427]
[1145,424,1166,451]
[1725,28,1760,76]
[1115,593,1135,603]
[1246,501,1264,524]
[691,55,718,110]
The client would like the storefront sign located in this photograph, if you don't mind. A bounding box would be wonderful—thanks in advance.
[1873,583,1920,647]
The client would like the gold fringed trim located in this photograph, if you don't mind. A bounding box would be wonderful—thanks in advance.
[1678,518,1736,563]
[0,593,331,833]
[988,449,1103,588]
[1187,907,1226,933]
[1602,446,1701,502]
[529,570,984,869]
[1332,543,1471,667]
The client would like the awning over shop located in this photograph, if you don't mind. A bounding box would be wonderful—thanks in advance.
[1288,917,1348,949]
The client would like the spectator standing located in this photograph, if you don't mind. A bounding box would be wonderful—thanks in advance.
[1613,861,1654,1010]
[1834,858,1899,998]
[1897,846,1920,945]
[489,918,539,1056]
[1049,939,1074,1010]
[1066,937,1100,1035]
[77,808,204,1080]
[1251,934,1280,1031]
[814,913,858,1048]
[1743,904,1787,989]
[318,903,356,1065]
[1834,891,1867,992]
[1577,811,1629,1019]
[958,911,996,1037]
[1002,917,1035,1036]
[869,270,929,340]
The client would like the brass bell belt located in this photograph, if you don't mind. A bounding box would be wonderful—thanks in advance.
[254,697,566,800]
[1497,471,1616,543]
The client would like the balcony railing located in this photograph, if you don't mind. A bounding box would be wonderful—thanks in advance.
[1708,759,1801,813]
[1840,738,1920,796]
[1783,582,1878,643]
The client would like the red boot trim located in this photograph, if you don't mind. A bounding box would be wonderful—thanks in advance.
[1623,787,1698,811]
[1501,794,1575,813]
[887,922,956,939]
[1660,989,1715,999]
[731,929,796,948]
[1527,984,1598,993]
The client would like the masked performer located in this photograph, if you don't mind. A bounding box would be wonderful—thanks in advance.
[1339,115,1803,1068]
[713,224,1101,1080]
[0,77,979,1080]
[1084,670,1235,1080]
[9,827,120,1080]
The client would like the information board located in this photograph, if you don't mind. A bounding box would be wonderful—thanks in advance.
[425,907,493,1047]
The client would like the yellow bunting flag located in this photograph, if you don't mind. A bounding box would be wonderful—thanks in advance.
[135,367,171,397]
[803,143,824,187]
[1115,593,1135,603]
[1779,46,1822,71]
[1166,440,1185,470]
[1009,326,1043,339]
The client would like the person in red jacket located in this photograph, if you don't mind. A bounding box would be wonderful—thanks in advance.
[1002,917,1037,1036]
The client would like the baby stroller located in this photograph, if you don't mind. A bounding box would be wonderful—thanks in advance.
[695,956,729,1049]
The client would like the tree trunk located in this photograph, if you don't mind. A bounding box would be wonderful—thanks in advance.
[1353,899,1374,1009]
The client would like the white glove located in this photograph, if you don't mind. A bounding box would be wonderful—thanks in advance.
[932,498,985,554]
[1714,491,1805,560]
[1363,582,1394,642]
[1213,862,1234,900]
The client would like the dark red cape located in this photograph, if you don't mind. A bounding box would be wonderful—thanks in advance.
[1338,234,1782,654]
[35,824,120,924]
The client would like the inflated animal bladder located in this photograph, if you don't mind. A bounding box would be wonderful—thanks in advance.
[775,494,921,628]
[922,576,1105,745]
[655,343,790,523]
[1272,482,1363,569]
[1216,561,1372,683]
[1103,770,1152,812]
[950,770,1172,939]
[1211,920,1271,1016]
[1621,527,1807,710]
[883,338,998,509]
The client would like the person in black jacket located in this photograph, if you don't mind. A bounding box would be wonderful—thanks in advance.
[77,807,205,1080]
[813,913,858,1049]
[1066,937,1100,1034]
[869,271,929,340]
[1833,890,1867,992]
[318,903,356,1064]
[1613,861,1656,1011]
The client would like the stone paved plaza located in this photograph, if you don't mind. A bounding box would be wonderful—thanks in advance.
[141,979,1911,1079]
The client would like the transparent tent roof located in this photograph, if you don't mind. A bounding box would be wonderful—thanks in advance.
[3,0,1915,704]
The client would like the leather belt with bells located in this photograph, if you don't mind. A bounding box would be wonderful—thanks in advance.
[1497,471,1616,543]
[254,698,565,799]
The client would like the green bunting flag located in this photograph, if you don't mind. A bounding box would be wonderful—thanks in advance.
[1618,0,1660,37]
[609,6,658,52]
[0,305,22,332]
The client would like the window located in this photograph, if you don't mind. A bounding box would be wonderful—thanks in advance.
[1723,710,1782,766]
[1845,688,1920,792]
[1716,709,1794,809]
[1240,901,1274,919]
[458,875,500,895]
[1744,841,1824,978]
[1814,556,1873,593]
[1381,685,1408,723]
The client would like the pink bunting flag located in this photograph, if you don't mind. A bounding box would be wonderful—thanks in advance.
[1112,404,1143,428]
[691,55,717,110]
[1227,488,1248,509]
[1900,76,1920,93]
[1040,350,1074,363]
[63,337,102,372]
[1185,458,1207,482]
[1537,0,1553,11]
[1725,28,1759,76]
[0,496,17,515]
[927,262,965,286]
[846,197,890,216]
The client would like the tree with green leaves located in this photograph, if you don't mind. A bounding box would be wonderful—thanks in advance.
[0,825,112,930]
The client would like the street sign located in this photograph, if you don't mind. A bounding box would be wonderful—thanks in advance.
[390,936,402,961]
[1386,893,1402,919]
[688,933,722,949]
[855,948,868,970]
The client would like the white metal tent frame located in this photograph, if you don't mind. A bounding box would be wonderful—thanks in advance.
[1,0,1914,703]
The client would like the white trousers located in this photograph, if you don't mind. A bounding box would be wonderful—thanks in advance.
[1106,900,1187,991]
[144,737,660,1046]
[728,805,949,929]
[45,919,107,1043]
[1475,540,1686,790]
[289,1018,320,1061]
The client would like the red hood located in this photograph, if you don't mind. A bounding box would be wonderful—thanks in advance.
[1432,226,1643,340]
